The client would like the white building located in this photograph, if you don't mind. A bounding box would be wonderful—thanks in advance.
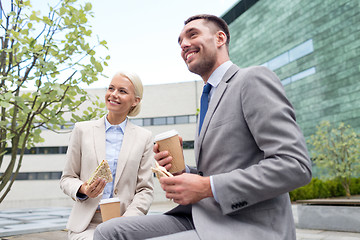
[0,80,204,210]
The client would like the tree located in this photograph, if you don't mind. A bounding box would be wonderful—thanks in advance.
[308,121,360,198]
[0,0,109,203]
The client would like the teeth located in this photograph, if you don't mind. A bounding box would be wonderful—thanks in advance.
[110,100,119,104]
[186,52,196,60]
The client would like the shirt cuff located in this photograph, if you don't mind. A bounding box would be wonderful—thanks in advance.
[76,192,88,201]
[210,176,219,202]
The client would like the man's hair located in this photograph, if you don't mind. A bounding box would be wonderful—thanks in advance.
[184,14,230,48]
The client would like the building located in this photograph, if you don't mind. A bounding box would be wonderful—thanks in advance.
[223,0,360,137]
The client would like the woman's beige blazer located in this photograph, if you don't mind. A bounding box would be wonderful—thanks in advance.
[60,117,154,233]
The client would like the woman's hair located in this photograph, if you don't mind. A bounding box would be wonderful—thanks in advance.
[114,71,143,117]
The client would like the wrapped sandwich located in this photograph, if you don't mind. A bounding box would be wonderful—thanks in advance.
[151,161,173,179]
[87,160,113,186]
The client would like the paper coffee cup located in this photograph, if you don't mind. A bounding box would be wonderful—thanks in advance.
[154,129,185,174]
[99,197,121,222]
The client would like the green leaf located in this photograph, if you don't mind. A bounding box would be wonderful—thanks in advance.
[0,101,10,108]
[94,62,103,72]
[84,2,92,11]
[59,7,66,15]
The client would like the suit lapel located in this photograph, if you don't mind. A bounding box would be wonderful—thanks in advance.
[93,117,106,165]
[114,120,136,186]
[195,65,240,163]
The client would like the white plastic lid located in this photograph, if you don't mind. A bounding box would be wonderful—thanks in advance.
[154,129,179,142]
[99,197,120,205]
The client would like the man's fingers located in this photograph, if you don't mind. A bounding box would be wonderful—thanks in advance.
[154,150,169,161]
[153,143,160,153]
[179,136,183,147]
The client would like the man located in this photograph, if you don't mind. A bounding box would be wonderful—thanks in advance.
[94,14,312,240]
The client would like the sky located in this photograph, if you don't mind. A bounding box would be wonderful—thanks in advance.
[87,0,240,88]
[1,0,239,88]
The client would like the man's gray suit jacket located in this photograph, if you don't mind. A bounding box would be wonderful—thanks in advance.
[168,65,312,240]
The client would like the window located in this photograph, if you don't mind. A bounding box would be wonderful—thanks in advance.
[5,146,68,155]
[183,141,194,149]
[189,115,197,123]
[262,39,314,71]
[5,171,64,181]
[175,116,189,124]
[268,52,289,71]
[38,147,59,154]
[130,118,143,126]
[291,67,316,82]
[167,116,175,124]
[289,39,313,62]
[281,67,316,86]
[153,117,167,125]
[143,118,152,126]
[129,114,197,126]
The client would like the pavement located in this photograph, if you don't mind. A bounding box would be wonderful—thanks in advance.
[1,202,360,240]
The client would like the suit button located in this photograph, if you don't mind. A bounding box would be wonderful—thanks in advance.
[231,201,248,209]
[114,189,118,195]
[198,171,203,176]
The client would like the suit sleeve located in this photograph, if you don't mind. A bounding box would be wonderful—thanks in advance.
[213,66,312,215]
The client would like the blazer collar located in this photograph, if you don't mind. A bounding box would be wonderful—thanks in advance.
[93,116,106,166]
[114,121,136,186]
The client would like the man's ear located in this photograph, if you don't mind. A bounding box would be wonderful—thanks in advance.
[216,31,227,48]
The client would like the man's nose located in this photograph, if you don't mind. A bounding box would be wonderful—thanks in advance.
[180,38,190,51]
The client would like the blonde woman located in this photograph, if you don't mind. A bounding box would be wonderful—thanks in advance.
[60,72,154,240]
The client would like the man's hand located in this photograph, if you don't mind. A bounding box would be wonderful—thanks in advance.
[160,173,213,205]
[153,136,184,175]
[79,178,106,198]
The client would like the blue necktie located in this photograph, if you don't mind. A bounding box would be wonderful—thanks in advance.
[199,83,212,134]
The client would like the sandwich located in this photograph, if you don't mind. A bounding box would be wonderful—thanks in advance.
[87,159,113,186]
[151,161,173,179]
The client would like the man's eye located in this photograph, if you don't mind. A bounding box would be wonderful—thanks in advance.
[190,32,197,38]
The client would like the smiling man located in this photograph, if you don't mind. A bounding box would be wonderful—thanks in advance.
[94,14,312,240]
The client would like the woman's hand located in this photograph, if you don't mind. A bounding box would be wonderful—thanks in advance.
[79,178,107,198]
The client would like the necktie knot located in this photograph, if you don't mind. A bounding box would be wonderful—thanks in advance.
[203,83,212,94]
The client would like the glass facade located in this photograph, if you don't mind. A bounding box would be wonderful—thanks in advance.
[225,0,360,137]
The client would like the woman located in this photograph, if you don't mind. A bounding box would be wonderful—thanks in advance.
[60,72,154,240]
